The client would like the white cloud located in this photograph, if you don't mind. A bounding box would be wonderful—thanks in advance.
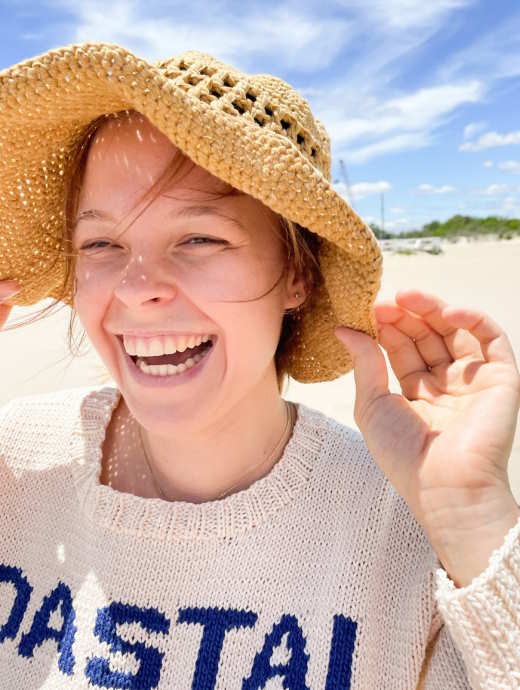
[46,0,352,71]
[460,130,520,152]
[339,0,471,30]
[345,132,431,164]
[350,181,392,199]
[481,184,511,195]
[464,121,487,140]
[498,160,520,174]
[484,160,494,168]
[335,180,392,200]
[418,184,457,194]
[440,10,520,82]
[322,81,482,163]
[327,82,482,145]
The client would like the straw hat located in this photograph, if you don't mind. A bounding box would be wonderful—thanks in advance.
[0,42,382,383]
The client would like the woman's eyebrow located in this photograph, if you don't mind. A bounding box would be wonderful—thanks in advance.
[72,209,114,229]
[172,204,247,233]
[72,204,247,233]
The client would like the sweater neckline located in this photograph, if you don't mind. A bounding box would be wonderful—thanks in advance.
[68,385,327,541]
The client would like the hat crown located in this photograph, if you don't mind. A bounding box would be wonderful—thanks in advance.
[154,50,331,181]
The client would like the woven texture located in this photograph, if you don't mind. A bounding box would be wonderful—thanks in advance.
[0,42,383,383]
[2,384,520,688]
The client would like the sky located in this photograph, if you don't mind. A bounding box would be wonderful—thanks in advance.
[1,0,519,234]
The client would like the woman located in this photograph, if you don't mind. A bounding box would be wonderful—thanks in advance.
[0,43,519,689]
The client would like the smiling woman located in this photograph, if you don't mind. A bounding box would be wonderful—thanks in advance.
[1,43,519,690]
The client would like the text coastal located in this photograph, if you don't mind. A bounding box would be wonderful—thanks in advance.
[1,564,358,689]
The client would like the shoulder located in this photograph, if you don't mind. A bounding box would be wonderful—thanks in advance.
[0,384,120,470]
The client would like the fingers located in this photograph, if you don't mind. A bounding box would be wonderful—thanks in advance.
[375,289,518,370]
[375,301,452,375]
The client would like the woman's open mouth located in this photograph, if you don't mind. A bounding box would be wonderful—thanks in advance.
[117,335,216,384]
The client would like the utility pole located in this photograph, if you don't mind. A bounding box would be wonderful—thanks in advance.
[339,159,354,209]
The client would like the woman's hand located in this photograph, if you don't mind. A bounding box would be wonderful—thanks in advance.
[335,289,520,588]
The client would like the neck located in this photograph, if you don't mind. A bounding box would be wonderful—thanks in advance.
[120,373,293,503]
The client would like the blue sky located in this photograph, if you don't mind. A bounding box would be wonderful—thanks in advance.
[1,0,519,233]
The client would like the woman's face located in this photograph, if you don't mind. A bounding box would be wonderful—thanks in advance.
[72,113,302,432]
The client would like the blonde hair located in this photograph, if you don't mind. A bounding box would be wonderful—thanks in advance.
[12,110,323,394]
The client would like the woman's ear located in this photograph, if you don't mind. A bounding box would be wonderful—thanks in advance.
[283,263,307,312]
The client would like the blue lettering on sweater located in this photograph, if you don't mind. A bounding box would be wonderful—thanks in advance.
[242,613,312,689]
[178,606,257,689]
[85,602,170,689]
[0,564,32,643]
[18,581,77,676]
[0,563,358,688]
[325,614,357,690]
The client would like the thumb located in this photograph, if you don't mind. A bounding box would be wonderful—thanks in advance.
[334,326,390,424]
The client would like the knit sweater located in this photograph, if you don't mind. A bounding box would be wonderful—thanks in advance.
[0,384,519,690]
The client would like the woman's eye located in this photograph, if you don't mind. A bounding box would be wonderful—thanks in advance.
[81,240,114,250]
[185,236,226,246]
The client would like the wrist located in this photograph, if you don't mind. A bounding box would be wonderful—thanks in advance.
[431,499,520,588]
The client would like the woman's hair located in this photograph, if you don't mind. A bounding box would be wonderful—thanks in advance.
[9,110,323,394]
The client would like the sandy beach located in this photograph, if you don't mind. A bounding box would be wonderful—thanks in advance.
[2,236,520,502]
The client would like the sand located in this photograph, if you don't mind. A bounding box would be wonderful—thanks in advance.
[2,236,520,503]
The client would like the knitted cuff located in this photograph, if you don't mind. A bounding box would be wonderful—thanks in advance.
[434,515,520,688]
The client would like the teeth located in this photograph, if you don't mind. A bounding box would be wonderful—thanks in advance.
[135,350,207,376]
[177,335,188,353]
[149,339,164,356]
[123,333,211,357]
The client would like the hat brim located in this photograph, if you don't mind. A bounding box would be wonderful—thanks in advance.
[0,42,382,383]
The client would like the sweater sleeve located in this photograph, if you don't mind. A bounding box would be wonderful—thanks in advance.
[420,515,520,689]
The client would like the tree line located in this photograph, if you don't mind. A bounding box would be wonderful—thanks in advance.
[369,215,520,240]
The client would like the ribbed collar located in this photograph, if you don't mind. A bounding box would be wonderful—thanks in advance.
[68,385,328,541]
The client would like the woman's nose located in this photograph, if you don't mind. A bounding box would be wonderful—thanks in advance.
[113,256,177,307]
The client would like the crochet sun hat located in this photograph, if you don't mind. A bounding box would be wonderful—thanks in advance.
[0,42,383,383]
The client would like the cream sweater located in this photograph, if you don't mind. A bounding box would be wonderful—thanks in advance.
[0,384,519,689]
